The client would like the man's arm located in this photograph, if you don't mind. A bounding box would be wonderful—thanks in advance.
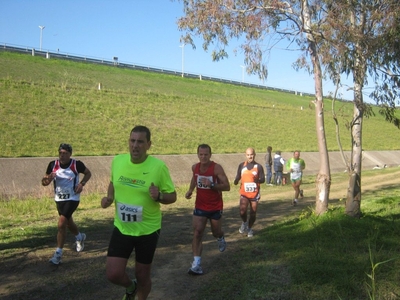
[101,181,114,208]
[42,172,55,186]
[41,162,55,186]
[258,164,265,184]
[149,181,177,204]
[213,163,230,191]
[233,163,242,185]
[285,158,291,170]
[74,167,92,193]
[157,190,177,204]
[185,164,197,199]
[79,167,92,186]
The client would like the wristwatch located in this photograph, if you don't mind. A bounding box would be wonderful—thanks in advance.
[210,182,215,189]
[157,192,164,201]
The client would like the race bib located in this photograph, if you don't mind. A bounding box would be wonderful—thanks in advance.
[197,175,213,189]
[291,162,302,180]
[55,186,73,200]
[117,202,143,222]
[244,182,257,192]
[292,162,301,173]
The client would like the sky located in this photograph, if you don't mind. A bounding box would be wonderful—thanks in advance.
[0,0,358,101]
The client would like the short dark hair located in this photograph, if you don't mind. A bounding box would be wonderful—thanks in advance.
[131,125,151,141]
[59,143,72,154]
[197,144,211,154]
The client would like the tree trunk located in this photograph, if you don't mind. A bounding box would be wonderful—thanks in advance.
[302,0,331,215]
[314,98,331,215]
[345,89,363,218]
[303,0,331,215]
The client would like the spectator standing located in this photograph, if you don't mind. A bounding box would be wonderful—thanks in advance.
[234,148,265,237]
[286,150,306,206]
[41,143,92,265]
[273,151,285,185]
[101,125,177,300]
[264,146,273,186]
[185,144,231,275]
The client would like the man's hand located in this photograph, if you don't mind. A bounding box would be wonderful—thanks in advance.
[149,182,160,201]
[185,190,193,199]
[101,197,113,208]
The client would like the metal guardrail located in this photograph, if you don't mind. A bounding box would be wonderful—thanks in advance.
[1,42,315,97]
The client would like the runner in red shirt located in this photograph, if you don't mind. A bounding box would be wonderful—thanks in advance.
[185,144,230,275]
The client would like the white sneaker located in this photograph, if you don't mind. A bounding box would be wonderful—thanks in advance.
[217,236,226,252]
[188,265,204,275]
[239,222,248,234]
[76,233,86,252]
[247,228,254,237]
[49,251,62,265]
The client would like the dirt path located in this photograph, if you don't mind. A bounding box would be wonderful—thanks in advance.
[0,170,399,300]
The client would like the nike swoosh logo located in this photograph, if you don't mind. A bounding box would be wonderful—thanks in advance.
[143,172,149,175]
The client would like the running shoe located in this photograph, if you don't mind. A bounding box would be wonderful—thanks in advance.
[76,233,86,252]
[292,199,298,206]
[300,189,304,198]
[239,222,248,234]
[217,236,226,252]
[247,228,254,238]
[49,251,62,265]
[122,279,137,300]
[188,265,204,275]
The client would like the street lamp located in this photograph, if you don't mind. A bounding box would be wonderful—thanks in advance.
[39,25,45,51]
[240,65,245,83]
[179,44,185,77]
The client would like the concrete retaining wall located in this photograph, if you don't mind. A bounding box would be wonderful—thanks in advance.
[1,151,399,198]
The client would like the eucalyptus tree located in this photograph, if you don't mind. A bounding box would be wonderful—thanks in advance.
[177,0,331,214]
[320,0,400,217]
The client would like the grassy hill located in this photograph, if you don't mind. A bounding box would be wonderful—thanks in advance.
[0,50,399,157]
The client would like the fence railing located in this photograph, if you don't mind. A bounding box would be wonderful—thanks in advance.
[1,42,315,97]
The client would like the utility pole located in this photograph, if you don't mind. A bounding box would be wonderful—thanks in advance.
[179,44,185,77]
[39,25,45,51]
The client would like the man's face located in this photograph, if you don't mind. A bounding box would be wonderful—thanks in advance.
[294,151,300,159]
[58,150,71,164]
[197,147,211,164]
[129,131,151,163]
[245,149,255,163]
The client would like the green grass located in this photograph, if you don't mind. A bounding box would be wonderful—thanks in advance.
[196,170,400,300]
[1,169,400,299]
[1,50,400,299]
[1,50,399,157]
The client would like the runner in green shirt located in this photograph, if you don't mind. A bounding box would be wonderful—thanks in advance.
[101,125,176,300]
[286,150,306,206]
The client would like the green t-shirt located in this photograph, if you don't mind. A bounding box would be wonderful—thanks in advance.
[286,157,306,180]
[111,153,175,236]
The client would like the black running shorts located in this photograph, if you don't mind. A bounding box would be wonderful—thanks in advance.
[55,200,79,219]
[107,227,160,264]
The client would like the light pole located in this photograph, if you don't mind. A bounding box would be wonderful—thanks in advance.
[39,25,45,51]
[179,44,185,77]
[240,65,245,83]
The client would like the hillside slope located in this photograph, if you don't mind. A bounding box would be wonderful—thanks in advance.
[1,50,399,158]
